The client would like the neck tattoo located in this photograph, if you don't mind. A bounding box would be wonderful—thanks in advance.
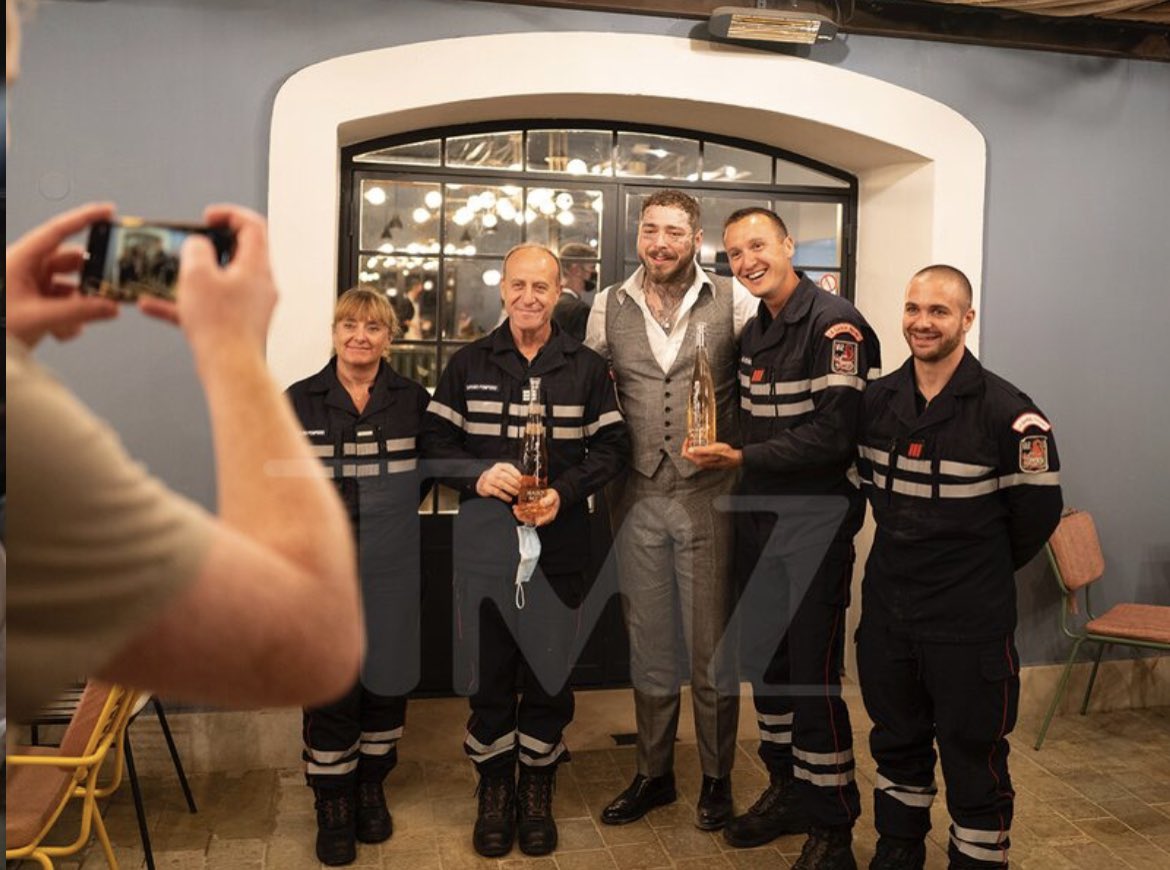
[647,285,686,333]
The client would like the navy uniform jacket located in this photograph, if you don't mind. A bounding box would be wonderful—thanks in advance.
[422,321,630,574]
[286,357,430,526]
[738,276,881,498]
[856,350,1064,641]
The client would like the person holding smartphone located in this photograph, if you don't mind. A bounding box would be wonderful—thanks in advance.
[285,288,431,866]
[6,0,362,724]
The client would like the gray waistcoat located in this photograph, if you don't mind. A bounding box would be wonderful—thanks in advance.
[606,274,739,479]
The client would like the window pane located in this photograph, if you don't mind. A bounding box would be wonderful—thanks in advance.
[354,139,441,167]
[444,183,523,258]
[803,270,842,295]
[388,343,439,390]
[526,188,604,257]
[616,133,700,180]
[703,142,771,185]
[446,259,503,341]
[353,254,438,341]
[775,158,850,188]
[775,201,842,267]
[697,195,771,267]
[527,130,613,176]
[446,131,522,170]
[359,180,441,255]
[623,191,648,262]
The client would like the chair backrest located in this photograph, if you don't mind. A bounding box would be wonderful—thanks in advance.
[1047,508,1105,593]
[58,681,134,761]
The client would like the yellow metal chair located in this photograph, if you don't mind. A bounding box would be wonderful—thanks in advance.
[5,682,140,868]
[1034,508,1170,749]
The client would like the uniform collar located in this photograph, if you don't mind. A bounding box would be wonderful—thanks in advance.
[308,357,407,419]
[746,274,816,353]
[489,319,576,382]
[884,347,983,431]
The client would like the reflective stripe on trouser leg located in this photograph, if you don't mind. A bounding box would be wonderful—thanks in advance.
[857,617,937,840]
[518,732,567,768]
[949,824,1010,867]
[304,681,364,789]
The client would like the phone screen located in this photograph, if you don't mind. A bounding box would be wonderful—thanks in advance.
[82,219,234,302]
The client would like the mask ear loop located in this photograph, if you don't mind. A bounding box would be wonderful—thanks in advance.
[514,525,542,610]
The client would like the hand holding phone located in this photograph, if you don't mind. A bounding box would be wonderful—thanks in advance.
[82,217,235,303]
[5,202,120,348]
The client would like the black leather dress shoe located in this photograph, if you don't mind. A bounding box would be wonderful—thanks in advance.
[695,775,733,831]
[601,773,677,825]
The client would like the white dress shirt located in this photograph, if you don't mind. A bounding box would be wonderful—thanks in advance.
[585,262,757,372]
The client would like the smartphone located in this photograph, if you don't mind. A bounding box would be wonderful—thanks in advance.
[81,217,236,302]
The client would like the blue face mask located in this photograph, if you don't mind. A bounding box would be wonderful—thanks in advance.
[514,524,542,610]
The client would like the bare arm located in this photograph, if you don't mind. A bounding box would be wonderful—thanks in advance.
[102,206,361,707]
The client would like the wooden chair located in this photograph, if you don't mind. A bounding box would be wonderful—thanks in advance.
[6,682,140,868]
[1033,508,1170,749]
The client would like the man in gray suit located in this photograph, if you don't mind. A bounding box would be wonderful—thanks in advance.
[586,190,757,830]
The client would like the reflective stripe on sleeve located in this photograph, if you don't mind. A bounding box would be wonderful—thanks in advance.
[552,404,585,418]
[998,472,1061,488]
[428,400,465,428]
[584,410,624,436]
[810,374,866,392]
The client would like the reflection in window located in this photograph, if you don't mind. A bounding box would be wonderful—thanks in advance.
[527,130,612,176]
[704,142,771,184]
[444,184,523,258]
[353,139,442,167]
[617,132,700,180]
[446,259,503,342]
[525,188,603,256]
[780,202,843,267]
[360,180,441,254]
[775,159,849,188]
[447,131,523,169]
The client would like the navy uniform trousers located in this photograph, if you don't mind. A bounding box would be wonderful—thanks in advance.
[858,610,1019,869]
[735,495,863,827]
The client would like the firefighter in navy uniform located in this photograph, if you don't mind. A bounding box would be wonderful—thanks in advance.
[686,209,879,870]
[286,288,431,867]
[856,266,1063,870]
[422,245,629,858]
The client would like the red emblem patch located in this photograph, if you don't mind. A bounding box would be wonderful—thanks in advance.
[831,340,858,375]
[825,322,863,341]
[1019,436,1050,473]
[751,369,765,383]
[907,441,925,459]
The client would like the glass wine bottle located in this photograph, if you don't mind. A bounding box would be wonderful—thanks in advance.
[517,376,548,525]
[687,322,717,447]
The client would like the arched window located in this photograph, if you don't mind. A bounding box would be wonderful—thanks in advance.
[340,121,856,391]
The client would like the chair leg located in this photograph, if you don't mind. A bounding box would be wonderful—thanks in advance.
[91,803,121,870]
[1081,643,1109,715]
[152,697,198,813]
[1035,637,1085,750]
[125,736,157,870]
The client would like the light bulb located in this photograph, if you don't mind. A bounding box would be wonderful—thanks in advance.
[364,186,387,206]
[482,269,501,287]
[412,207,431,224]
[566,158,587,175]
[557,211,575,226]
[424,190,443,209]
[555,192,574,211]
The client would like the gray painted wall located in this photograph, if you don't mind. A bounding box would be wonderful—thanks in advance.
[9,0,1169,665]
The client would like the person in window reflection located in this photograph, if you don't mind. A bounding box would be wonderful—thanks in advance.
[585,190,758,832]
[285,288,431,867]
[423,245,629,859]
[400,273,433,340]
[552,242,595,341]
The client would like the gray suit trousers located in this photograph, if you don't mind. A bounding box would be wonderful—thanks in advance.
[610,458,739,778]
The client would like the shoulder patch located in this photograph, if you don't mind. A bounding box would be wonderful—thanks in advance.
[832,340,859,375]
[825,322,863,341]
[1019,435,1050,473]
[1011,411,1051,433]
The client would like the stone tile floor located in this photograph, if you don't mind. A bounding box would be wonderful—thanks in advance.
[22,701,1170,869]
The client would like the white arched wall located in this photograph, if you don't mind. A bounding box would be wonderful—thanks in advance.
[267,32,986,684]
[267,31,985,388]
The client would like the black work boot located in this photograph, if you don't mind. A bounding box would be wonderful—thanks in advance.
[793,825,857,870]
[472,769,517,857]
[723,772,808,847]
[356,780,393,844]
[516,766,558,855]
[313,788,357,866]
[869,835,926,870]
